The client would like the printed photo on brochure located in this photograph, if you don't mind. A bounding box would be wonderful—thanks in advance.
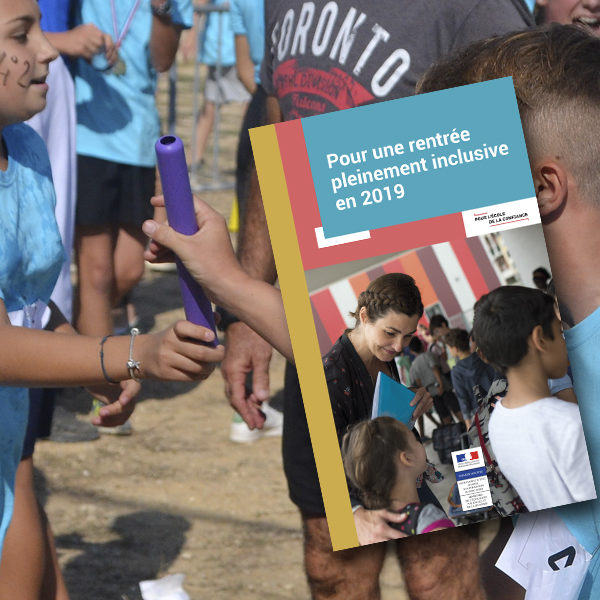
[249,78,597,551]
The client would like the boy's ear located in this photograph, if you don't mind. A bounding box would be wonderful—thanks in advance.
[529,324,547,353]
[531,160,568,224]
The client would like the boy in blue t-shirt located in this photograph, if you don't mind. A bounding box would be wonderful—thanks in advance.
[73,0,193,351]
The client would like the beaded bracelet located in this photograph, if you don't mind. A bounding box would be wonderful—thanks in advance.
[127,328,142,382]
[99,334,119,384]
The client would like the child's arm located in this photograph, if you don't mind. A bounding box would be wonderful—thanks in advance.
[556,387,577,404]
[0,299,223,387]
[45,301,139,427]
[149,0,185,73]
[234,34,257,95]
[143,196,294,363]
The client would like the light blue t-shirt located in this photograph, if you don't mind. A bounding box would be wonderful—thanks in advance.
[74,0,193,167]
[199,0,236,66]
[0,124,64,556]
[229,0,264,84]
[555,306,600,599]
[549,372,573,396]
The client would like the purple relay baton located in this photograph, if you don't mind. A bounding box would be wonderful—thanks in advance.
[155,135,217,346]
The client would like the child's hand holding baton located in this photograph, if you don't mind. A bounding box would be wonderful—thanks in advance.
[143,196,293,363]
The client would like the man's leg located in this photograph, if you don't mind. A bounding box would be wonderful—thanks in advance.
[303,513,386,600]
[396,523,484,600]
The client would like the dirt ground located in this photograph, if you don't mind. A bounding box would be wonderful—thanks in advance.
[33,58,501,600]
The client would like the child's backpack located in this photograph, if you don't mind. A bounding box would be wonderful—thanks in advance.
[432,420,467,465]
[468,378,528,516]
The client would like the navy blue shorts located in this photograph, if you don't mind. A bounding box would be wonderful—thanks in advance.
[21,388,55,459]
[76,155,155,227]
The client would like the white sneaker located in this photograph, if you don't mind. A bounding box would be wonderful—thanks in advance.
[95,420,133,436]
[229,401,283,443]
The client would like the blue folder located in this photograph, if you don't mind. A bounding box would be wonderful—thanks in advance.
[371,371,416,426]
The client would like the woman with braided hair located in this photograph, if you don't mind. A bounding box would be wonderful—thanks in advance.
[318,273,439,527]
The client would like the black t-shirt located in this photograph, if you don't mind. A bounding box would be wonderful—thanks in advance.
[274,0,534,513]
[262,0,534,120]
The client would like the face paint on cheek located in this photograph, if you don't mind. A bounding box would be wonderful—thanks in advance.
[17,60,29,88]
[0,53,31,90]
[0,52,10,86]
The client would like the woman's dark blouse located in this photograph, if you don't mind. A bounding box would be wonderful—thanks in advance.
[324,333,400,445]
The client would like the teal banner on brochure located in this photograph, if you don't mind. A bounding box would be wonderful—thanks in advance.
[301,77,534,238]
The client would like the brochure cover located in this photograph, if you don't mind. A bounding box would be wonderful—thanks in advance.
[249,78,597,551]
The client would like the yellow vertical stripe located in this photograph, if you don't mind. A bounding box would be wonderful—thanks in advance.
[249,124,359,550]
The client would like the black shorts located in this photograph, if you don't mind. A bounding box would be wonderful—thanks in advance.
[21,388,55,459]
[283,362,443,516]
[432,389,462,421]
[76,155,155,227]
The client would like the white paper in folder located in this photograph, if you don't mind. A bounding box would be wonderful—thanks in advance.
[496,510,591,600]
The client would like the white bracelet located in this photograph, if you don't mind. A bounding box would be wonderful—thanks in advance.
[127,327,141,382]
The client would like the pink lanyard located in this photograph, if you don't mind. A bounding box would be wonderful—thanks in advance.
[110,0,142,48]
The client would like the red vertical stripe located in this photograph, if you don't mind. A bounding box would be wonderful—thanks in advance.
[311,289,347,345]
[382,258,405,274]
[417,246,462,316]
[450,238,490,300]
[466,237,502,293]
[275,120,319,271]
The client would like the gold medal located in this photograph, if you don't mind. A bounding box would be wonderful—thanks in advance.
[110,0,141,76]
[112,57,127,76]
